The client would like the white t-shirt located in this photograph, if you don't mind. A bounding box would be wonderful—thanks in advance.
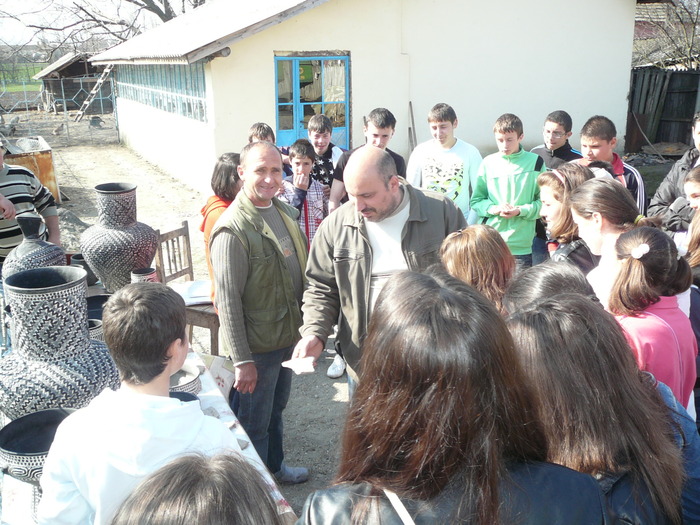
[406,138,482,223]
[365,189,411,310]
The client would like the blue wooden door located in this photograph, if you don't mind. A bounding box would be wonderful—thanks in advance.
[275,56,350,148]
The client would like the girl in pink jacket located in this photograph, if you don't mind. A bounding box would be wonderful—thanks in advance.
[609,226,697,410]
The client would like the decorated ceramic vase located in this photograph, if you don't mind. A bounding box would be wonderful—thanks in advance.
[130,267,159,283]
[70,253,98,286]
[0,266,119,420]
[79,183,158,293]
[2,213,65,280]
[0,408,75,485]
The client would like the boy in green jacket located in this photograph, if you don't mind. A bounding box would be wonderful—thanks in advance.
[470,113,544,269]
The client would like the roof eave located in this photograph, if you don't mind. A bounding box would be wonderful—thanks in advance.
[90,0,328,66]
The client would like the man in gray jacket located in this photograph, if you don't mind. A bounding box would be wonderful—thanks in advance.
[292,146,465,394]
[648,112,700,233]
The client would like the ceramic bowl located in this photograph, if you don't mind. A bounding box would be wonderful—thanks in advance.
[169,362,201,395]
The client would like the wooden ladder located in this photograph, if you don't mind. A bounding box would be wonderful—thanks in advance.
[74,64,114,122]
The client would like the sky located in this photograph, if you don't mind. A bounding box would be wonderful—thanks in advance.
[0,0,162,46]
[0,0,46,45]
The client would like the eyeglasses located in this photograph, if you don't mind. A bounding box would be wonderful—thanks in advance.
[543,129,566,139]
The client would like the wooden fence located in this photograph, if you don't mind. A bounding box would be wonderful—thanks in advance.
[626,68,700,152]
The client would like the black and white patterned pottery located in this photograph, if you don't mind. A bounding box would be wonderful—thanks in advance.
[169,362,202,395]
[0,266,119,420]
[0,408,75,485]
[88,319,104,342]
[130,267,159,283]
[80,183,158,293]
[70,253,98,286]
[2,214,65,280]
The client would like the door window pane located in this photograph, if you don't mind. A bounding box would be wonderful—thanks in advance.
[299,60,321,103]
[323,60,346,102]
[324,103,345,128]
[278,104,293,130]
[301,103,323,129]
[277,61,292,103]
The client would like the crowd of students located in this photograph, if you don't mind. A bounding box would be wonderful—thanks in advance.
[34,105,700,524]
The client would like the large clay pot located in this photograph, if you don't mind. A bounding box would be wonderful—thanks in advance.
[0,266,119,420]
[0,408,75,486]
[79,183,158,293]
[2,213,65,280]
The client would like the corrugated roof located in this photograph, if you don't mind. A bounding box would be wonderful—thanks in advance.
[91,0,329,65]
[32,52,90,80]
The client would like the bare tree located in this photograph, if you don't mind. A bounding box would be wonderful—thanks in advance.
[0,0,205,60]
[634,0,700,69]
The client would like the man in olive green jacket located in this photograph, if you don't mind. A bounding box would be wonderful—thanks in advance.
[292,147,465,391]
[210,141,309,484]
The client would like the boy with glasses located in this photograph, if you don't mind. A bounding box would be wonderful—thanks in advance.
[531,110,582,169]
[530,111,582,263]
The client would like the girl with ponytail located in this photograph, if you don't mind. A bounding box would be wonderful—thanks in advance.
[570,178,659,307]
[608,226,697,410]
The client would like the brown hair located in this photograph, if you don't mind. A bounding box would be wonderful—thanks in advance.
[102,282,186,385]
[247,122,275,143]
[210,152,240,202]
[570,178,658,232]
[580,115,616,142]
[507,294,683,524]
[502,261,597,314]
[427,103,457,124]
[537,163,594,243]
[439,225,515,313]
[307,114,333,134]
[110,453,284,525]
[684,167,700,269]
[336,270,546,524]
[687,213,700,270]
[493,113,523,136]
[608,226,692,316]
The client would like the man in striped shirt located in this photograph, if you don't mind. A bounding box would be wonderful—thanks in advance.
[0,143,60,263]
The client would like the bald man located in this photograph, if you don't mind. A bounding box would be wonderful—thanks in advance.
[210,141,308,484]
[293,146,465,394]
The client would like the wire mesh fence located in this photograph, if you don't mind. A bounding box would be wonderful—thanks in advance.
[0,77,118,149]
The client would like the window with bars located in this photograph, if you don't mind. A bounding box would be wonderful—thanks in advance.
[115,62,207,122]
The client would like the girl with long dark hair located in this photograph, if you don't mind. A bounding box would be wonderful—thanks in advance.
[298,270,607,524]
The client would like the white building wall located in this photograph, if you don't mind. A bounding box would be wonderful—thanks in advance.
[208,0,407,157]
[116,97,215,195]
[210,0,636,161]
[401,0,637,155]
[117,0,637,189]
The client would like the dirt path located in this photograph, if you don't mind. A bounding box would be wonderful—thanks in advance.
[53,144,348,513]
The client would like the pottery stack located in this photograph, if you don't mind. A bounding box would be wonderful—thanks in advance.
[0,266,119,420]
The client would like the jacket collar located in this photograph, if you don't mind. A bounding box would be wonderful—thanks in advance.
[499,146,526,160]
[234,191,297,231]
[348,181,423,230]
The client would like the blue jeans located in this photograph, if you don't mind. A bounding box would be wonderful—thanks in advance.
[234,346,292,474]
[347,373,357,403]
[514,254,533,275]
[531,236,548,266]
